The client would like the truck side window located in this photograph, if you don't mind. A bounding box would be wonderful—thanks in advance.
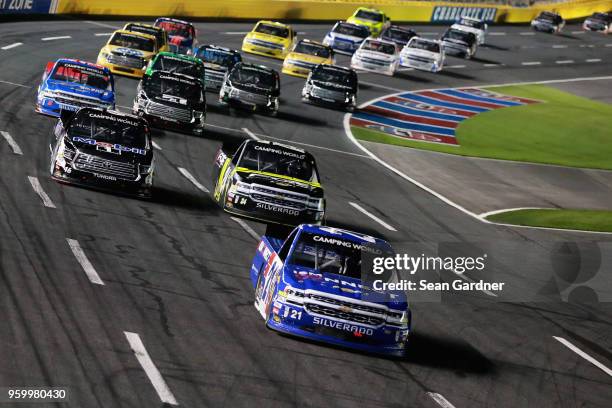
[278,229,298,261]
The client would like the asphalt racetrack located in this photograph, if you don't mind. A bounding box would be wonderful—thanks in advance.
[1,19,612,407]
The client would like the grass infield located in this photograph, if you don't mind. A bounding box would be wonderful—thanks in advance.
[352,84,612,170]
[486,209,612,233]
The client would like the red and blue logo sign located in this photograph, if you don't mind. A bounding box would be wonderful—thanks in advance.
[350,88,540,146]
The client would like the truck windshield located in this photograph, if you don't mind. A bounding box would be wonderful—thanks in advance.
[51,62,112,91]
[311,66,354,87]
[152,55,203,78]
[238,143,317,182]
[293,41,331,58]
[288,232,391,279]
[68,111,147,148]
[196,47,241,68]
[333,23,369,38]
[109,32,155,52]
[254,23,289,38]
[355,9,383,22]
[229,66,275,88]
[144,73,203,104]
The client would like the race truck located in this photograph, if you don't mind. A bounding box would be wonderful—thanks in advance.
[49,107,154,198]
[282,39,334,78]
[531,11,565,34]
[193,44,242,92]
[346,7,391,37]
[242,20,297,60]
[441,28,478,59]
[302,64,358,111]
[219,63,280,115]
[97,29,157,78]
[250,224,411,357]
[144,51,205,84]
[381,25,417,48]
[450,17,487,45]
[123,22,169,53]
[133,70,206,135]
[583,12,612,33]
[36,59,115,117]
[323,21,370,55]
[154,17,197,54]
[351,37,398,76]
[400,37,444,72]
[211,140,325,226]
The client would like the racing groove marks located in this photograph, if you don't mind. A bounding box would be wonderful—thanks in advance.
[350,88,539,145]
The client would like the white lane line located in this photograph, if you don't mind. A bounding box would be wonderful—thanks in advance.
[348,202,397,232]
[1,131,23,155]
[66,239,104,285]
[606,43,612,47]
[151,140,162,150]
[453,269,497,297]
[42,36,71,41]
[556,60,574,64]
[177,167,209,193]
[230,217,261,241]
[478,207,544,219]
[446,65,466,69]
[360,80,407,92]
[427,392,456,408]
[0,79,31,88]
[553,336,612,377]
[28,176,56,208]
[521,61,541,66]
[221,31,249,35]
[483,63,503,67]
[124,332,179,405]
[520,32,535,35]
[552,44,568,48]
[84,20,120,29]
[586,58,602,63]
[94,32,112,36]
[242,127,261,141]
[489,32,506,36]
[571,31,586,35]
[420,32,439,36]
[1,42,23,50]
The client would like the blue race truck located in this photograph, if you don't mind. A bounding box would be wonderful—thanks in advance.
[250,224,411,357]
[36,59,115,117]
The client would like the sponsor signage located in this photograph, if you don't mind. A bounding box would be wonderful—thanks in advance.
[431,6,497,23]
[0,0,56,14]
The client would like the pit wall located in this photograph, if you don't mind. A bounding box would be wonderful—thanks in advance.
[4,0,611,23]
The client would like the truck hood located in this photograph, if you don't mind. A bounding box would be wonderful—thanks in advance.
[450,24,483,36]
[327,32,365,43]
[68,135,150,163]
[285,267,407,308]
[401,48,440,60]
[285,52,329,65]
[246,31,290,47]
[236,168,322,194]
[202,61,228,73]
[103,44,155,61]
[45,80,114,103]
[354,49,395,62]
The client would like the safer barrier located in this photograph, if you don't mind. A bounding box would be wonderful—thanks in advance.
[46,0,612,23]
